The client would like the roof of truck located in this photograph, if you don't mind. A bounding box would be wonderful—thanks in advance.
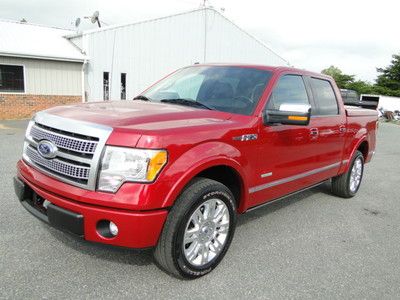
[189,63,331,80]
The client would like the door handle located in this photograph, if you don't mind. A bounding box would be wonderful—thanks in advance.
[339,125,346,133]
[310,128,319,136]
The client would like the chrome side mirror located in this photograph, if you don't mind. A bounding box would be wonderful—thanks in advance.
[263,103,311,126]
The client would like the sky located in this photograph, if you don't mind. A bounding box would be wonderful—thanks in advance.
[0,0,399,82]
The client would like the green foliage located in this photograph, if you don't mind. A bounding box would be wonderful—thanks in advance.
[345,80,375,94]
[375,54,400,95]
[321,66,354,89]
[321,53,400,97]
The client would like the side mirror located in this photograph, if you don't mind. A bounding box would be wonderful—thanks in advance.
[263,103,311,126]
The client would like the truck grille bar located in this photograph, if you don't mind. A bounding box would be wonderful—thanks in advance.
[25,146,90,181]
[30,125,98,154]
[23,112,112,190]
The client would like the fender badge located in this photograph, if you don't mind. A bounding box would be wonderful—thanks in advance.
[233,134,258,141]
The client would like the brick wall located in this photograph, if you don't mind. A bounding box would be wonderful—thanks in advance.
[0,94,81,120]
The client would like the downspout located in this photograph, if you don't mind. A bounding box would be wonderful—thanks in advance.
[81,59,87,103]
[203,8,207,63]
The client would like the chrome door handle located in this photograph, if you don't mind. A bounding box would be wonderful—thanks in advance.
[310,128,319,136]
[339,126,346,133]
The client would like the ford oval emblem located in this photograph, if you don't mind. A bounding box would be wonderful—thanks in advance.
[37,140,58,159]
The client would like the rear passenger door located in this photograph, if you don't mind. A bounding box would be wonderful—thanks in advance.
[305,76,346,172]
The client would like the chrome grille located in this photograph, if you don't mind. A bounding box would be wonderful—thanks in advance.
[23,112,112,190]
[30,124,98,154]
[26,146,90,180]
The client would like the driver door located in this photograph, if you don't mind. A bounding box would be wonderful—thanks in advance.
[250,74,319,207]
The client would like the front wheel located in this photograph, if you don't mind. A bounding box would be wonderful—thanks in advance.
[332,150,364,198]
[153,178,237,279]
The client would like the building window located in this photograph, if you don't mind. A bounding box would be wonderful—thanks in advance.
[103,72,110,101]
[0,64,25,93]
[121,73,126,100]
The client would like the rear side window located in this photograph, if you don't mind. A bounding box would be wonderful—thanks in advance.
[267,75,309,110]
[310,78,338,115]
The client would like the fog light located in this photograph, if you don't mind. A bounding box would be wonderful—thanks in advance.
[97,220,119,238]
[109,221,118,236]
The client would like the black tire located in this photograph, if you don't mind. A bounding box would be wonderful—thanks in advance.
[331,150,364,198]
[153,177,237,279]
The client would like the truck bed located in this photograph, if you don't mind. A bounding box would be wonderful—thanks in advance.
[345,106,379,117]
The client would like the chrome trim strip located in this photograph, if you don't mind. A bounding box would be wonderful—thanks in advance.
[55,150,92,165]
[261,172,273,178]
[23,112,113,190]
[249,162,341,194]
[26,136,38,147]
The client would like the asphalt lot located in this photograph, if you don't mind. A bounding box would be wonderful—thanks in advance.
[1,120,399,299]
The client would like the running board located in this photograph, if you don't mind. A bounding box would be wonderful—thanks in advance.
[245,180,329,213]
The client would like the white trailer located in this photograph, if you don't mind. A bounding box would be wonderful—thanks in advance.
[376,95,400,112]
[359,94,400,112]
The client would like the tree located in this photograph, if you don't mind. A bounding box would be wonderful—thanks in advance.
[321,54,400,97]
[375,54,400,96]
[321,66,355,88]
[345,80,375,95]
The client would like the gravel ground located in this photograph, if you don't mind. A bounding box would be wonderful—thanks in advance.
[0,120,399,299]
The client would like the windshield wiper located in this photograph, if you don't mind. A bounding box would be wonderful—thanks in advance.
[133,95,151,101]
[160,98,214,110]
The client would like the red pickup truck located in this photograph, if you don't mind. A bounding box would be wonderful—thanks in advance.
[14,64,378,278]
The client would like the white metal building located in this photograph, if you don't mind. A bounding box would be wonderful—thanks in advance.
[0,8,288,119]
[68,8,288,102]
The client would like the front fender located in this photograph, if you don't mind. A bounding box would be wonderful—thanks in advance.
[160,141,249,211]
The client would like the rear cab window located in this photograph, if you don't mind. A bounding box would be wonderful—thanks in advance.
[309,78,339,115]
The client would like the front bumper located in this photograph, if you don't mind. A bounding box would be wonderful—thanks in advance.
[14,175,168,249]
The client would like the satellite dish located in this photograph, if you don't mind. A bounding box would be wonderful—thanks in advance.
[83,11,102,28]
[90,11,99,23]
[90,11,101,27]
[75,17,81,28]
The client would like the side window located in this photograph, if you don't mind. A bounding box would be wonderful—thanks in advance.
[267,75,309,110]
[310,78,339,115]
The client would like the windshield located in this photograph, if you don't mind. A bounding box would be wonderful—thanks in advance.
[143,66,273,115]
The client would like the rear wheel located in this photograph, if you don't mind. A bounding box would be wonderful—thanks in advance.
[332,150,364,198]
[153,177,237,279]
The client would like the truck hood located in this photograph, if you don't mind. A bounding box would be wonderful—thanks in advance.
[44,101,233,130]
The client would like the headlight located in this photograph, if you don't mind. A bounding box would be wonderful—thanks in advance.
[98,146,167,192]
[22,119,35,157]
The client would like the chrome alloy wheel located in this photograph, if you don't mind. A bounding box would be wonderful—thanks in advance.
[349,157,363,192]
[182,199,230,267]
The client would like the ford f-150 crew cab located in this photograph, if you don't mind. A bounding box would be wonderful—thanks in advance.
[14,64,378,279]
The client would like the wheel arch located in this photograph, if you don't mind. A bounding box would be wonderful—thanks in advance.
[357,140,369,160]
[341,137,368,173]
[162,158,249,213]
